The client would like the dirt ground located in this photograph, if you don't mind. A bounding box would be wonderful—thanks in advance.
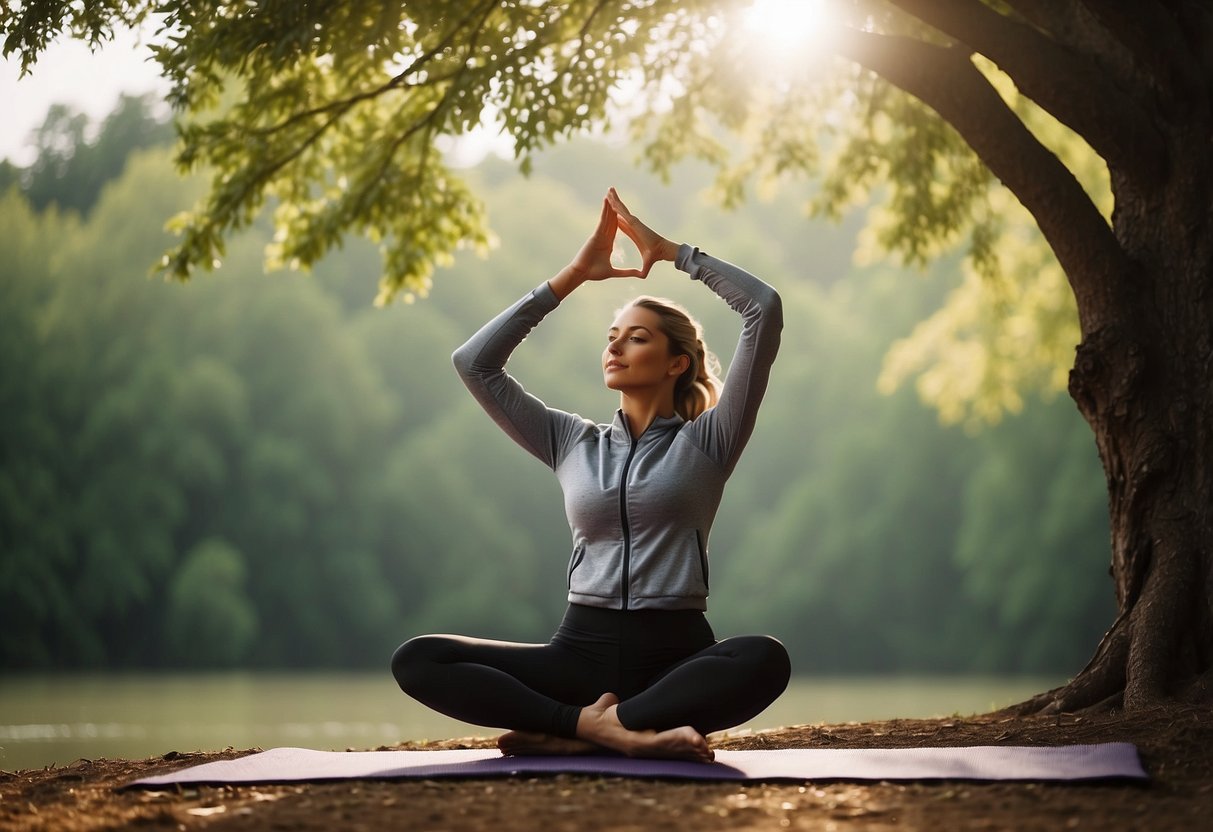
[2,704,1209,831]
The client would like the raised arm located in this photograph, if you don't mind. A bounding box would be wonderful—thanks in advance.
[609,190,783,473]
[452,192,647,467]
[677,246,783,473]
[452,283,588,469]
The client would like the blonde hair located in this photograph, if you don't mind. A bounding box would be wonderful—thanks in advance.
[627,296,723,421]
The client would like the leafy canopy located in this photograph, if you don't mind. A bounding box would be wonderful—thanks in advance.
[1,0,1109,423]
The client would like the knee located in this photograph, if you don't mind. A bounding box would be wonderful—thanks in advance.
[737,635,792,695]
[390,635,439,694]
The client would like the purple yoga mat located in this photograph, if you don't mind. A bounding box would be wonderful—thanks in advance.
[128,743,1146,788]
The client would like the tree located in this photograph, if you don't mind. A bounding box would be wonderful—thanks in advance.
[4,1,1210,711]
[19,93,174,215]
[165,538,258,667]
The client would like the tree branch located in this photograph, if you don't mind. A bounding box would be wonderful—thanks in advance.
[250,0,499,139]
[1006,0,1202,101]
[886,0,1166,191]
[997,0,1071,34]
[345,3,502,221]
[998,2,1149,104]
[832,27,1132,333]
[1076,0,1202,92]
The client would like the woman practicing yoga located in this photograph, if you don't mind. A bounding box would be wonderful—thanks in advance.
[392,188,789,762]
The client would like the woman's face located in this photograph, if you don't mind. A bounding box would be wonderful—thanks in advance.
[603,305,687,392]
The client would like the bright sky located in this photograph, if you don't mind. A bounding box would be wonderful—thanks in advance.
[1,23,170,166]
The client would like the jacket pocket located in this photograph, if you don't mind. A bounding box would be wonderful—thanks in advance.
[567,541,587,589]
[696,530,710,591]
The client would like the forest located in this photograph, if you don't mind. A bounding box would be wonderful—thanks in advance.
[0,94,1115,675]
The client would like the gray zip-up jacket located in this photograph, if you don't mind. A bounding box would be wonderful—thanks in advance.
[452,244,782,611]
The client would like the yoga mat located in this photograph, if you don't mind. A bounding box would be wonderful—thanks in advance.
[128,742,1146,787]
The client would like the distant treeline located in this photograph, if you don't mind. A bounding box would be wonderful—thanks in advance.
[0,95,1115,674]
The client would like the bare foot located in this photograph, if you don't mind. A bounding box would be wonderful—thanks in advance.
[575,693,714,763]
[497,730,602,757]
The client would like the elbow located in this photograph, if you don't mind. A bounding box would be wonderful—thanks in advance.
[739,283,783,341]
[451,342,476,379]
[760,285,784,334]
[756,286,783,360]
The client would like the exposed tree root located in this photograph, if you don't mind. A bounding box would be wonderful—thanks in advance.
[1002,561,1210,717]
[1001,612,1131,716]
[1179,667,1213,705]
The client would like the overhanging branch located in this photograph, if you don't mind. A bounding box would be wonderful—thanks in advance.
[998,0,1071,34]
[999,1,1137,93]
[832,27,1132,332]
[1005,1,1202,102]
[250,0,499,139]
[1076,0,1202,91]
[886,0,1166,190]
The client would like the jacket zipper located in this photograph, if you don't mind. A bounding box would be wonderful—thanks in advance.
[696,529,709,591]
[618,428,639,611]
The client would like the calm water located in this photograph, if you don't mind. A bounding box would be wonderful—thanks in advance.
[0,673,1060,772]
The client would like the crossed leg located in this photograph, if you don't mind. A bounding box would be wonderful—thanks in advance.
[391,634,592,739]
[618,634,792,736]
[391,632,789,761]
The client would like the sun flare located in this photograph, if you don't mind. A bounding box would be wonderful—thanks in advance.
[741,0,833,53]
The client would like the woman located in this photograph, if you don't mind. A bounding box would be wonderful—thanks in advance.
[392,188,789,762]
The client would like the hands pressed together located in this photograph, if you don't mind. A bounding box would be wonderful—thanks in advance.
[548,188,679,300]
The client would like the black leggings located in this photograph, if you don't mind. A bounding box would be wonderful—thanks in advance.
[391,604,790,739]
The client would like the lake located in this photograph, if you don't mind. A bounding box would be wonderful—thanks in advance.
[0,673,1060,772]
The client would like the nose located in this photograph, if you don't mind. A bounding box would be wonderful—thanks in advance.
[607,338,622,355]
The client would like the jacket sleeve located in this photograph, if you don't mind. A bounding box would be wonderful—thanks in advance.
[678,244,783,474]
[451,282,591,470]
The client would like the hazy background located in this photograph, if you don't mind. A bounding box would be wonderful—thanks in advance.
[1,90,1115,677]
[1,32,1118,768]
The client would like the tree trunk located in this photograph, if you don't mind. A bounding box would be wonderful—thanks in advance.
[1013,116,1213,714]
